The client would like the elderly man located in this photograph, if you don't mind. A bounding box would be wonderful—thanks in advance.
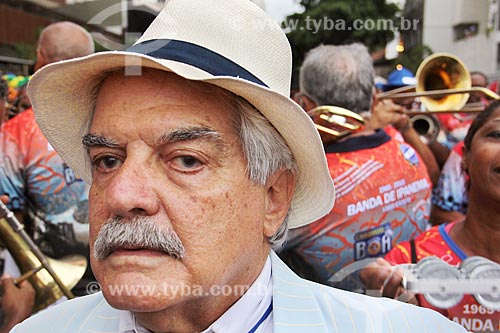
[12,1,467,332]
[34,21,95,72]
[284,43,437,291]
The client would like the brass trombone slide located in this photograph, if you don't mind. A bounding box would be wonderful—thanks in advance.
[308,105,365,143]
[0,200,74,299]
[0,200,87,311]
[404,102,485,116]
[378,87,500,106]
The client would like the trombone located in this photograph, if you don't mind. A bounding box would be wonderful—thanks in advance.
[0,200,87,312]
[377,52,500,112]
[376,52,499,141]
[308,53,499,143]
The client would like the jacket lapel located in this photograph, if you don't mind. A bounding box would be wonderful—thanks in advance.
[270,251,330,333]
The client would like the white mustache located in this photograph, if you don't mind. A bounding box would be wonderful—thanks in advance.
[93,216,185,260]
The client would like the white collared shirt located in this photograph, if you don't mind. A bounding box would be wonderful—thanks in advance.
[118,256,273,333]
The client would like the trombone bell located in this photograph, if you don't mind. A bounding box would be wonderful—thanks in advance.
[416,52,471,112]
[409,114,441,143]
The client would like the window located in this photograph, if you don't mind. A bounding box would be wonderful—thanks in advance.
[453,22,479,41]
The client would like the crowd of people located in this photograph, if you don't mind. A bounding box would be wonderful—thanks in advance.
[0,0,498,332]
[0,21,96,333]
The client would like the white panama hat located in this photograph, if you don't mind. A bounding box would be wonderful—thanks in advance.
[28,0,334,229]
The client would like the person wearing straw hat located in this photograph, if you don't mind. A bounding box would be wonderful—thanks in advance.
[12,1,468,332]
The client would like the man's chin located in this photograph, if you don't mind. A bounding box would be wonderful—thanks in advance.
[97,274,193,311]
[103,291,176,313]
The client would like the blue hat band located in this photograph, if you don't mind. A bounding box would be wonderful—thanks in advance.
[126,39,268,88]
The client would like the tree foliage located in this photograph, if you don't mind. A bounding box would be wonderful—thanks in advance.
[285,0,400,86]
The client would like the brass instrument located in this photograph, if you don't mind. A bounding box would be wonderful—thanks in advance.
[0,200,87,312]
[417,52,470,111]
[377,53,500,142]
[377,52,500,111]
[409,114,441,144]
[309,53,500,143]
[307,105,365,144]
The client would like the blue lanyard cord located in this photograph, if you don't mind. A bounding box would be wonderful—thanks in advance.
[438,223,468,260]
[248,301,273,333]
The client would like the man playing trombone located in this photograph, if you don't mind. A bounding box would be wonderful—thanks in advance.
[284,43,438,291]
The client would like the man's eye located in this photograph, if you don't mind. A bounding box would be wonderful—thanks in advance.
[93,156,122,172]
[172,155,202,170]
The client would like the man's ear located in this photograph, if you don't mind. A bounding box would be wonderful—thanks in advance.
[263,169,295,238]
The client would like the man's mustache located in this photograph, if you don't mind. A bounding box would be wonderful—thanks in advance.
[93,216,185,260]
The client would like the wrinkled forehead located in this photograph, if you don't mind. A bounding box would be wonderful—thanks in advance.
[98,69,231,102]
[88,68,240,130]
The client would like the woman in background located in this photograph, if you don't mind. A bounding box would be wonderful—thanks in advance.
[360,100,500,332]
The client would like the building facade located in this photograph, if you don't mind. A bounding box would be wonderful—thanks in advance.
[422,0,500,79]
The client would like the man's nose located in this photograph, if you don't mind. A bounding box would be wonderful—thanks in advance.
[105,158,160,218]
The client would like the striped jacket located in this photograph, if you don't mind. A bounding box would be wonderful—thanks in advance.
[12,251,468,333]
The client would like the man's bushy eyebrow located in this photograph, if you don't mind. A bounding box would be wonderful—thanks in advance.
[83,127,230,154]
[157,126,229,150]
[155,126,221,144]
[82,134,119,149]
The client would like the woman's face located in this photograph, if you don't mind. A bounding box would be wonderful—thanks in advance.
[463,108,500,204]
